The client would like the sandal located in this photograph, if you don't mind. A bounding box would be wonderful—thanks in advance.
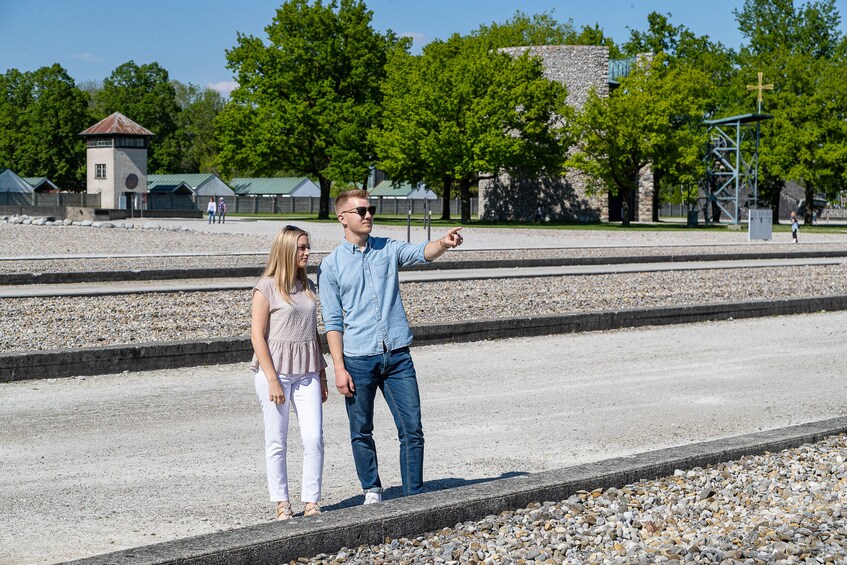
[304,502,321,516]
[276,501,293,521]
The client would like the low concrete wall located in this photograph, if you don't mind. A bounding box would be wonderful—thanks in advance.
[4,295,847,382]
[0,205,66,219]
[65,416,847,565]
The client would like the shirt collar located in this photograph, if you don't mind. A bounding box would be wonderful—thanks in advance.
[341,235,371,254]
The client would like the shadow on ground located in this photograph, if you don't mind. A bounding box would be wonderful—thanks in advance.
[322,471,530,511]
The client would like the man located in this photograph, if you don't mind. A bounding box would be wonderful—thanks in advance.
[218,197,227,224]
[318,189,463,503]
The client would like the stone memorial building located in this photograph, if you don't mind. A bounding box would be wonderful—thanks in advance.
[478,46,654,223]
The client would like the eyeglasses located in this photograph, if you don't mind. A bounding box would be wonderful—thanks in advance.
[341,206,376,218]
[283,224,299,231]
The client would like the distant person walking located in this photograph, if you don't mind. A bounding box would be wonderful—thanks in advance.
[318,189,463,504]
[251,225,328,520]
[207,197,216,224]
[218,198,227,224]
[791,211,799,243]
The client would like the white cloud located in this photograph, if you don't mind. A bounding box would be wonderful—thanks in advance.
[207,81,239,97]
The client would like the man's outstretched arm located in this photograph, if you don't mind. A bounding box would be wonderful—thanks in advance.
[424,227,463,261]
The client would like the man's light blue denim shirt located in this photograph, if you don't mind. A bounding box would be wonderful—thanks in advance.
[318,236,428,357]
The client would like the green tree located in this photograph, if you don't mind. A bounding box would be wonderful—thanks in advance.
[475,11,622,56]
[173,82,225,173]
[0,65,91,190]
[735,0,847,224]
[217,0,400,219]
[93,61,181,173]
[623,12,737,219]
[374,32,570,223]
[568,55,710,225]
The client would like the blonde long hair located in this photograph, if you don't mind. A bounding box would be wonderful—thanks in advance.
[262,225,315,303]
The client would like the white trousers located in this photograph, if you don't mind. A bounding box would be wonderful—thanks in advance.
[254,370,324,502]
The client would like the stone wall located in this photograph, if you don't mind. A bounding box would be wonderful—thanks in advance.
[637,164,654,222]
[480,46,610,222]
[479,45,654,223]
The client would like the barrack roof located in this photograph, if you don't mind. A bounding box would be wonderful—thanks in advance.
[80,112,154,136]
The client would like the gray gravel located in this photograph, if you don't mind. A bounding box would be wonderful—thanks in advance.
[308,435,847,564]
[2,263,847,353]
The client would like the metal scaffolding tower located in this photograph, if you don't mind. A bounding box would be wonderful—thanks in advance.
[701,113,773,224]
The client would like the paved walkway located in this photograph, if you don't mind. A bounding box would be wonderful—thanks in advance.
[3,312,847,564]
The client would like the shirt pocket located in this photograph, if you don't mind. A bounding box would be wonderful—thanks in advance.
[368,256,395,279]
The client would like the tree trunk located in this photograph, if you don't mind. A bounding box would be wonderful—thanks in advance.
[771,187,782,225]
[440,176,452,220]
[318,175,332,219]
[804,182,815,226]
[459,177,472,224]
[620,186,631,227]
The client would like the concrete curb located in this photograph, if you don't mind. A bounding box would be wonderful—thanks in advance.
[4,249,847,285]
[63,416,847,564]
[4,294,847,382]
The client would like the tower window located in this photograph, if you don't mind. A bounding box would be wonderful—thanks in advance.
[95,164,107,179]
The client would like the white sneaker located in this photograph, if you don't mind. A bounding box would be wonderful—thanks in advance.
[363,491,382,505]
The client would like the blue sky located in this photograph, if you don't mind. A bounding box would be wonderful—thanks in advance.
[1,0,844,96]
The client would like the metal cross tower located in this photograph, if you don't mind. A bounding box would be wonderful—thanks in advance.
[700,72,774,225]
[702,113,773,224]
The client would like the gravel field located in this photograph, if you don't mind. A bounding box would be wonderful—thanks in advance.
[2,263,847,353]
[4,218,847,353]
[306,435,847,564]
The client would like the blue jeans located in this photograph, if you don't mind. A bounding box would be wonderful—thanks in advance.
[343,347,424,496]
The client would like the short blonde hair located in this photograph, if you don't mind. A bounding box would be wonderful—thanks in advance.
[335,189,370,214]
[261,225,314,303]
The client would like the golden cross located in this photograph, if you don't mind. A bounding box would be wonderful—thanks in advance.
[747,71,774,113]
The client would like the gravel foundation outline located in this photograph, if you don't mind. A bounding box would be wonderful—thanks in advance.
[4,294,847,382]
[63,416,847,565]
[5,249,847,285]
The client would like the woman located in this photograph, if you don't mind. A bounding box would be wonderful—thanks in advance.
[251,225,328,520]
[791,211,799,243]
[207,197,216,224]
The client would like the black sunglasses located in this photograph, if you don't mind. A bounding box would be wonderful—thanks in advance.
[341,206,376,218]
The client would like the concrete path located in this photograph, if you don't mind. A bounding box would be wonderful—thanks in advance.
[3,311,847,564]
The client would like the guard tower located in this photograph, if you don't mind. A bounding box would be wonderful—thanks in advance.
[80,112,153,210]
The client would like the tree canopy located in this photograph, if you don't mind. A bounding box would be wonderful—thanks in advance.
[0,64,91,190]
[373,31,570,223]
[735,0,847,224]
[568,55,710,225]
[92,61,182,174]
[216,0,401,218]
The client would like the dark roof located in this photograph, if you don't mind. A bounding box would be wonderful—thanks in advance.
[704,113,773,126]
[230,177,312,195]
[22,177,59,191]
[80,112,154,137]
[148,181,194,194]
